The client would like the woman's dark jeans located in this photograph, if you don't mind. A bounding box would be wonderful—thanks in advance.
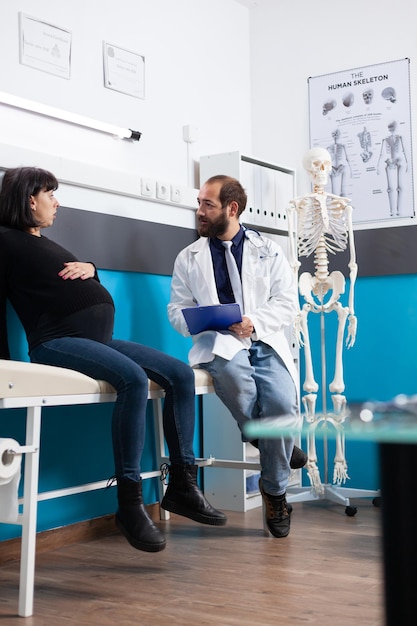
[31,337,196,481]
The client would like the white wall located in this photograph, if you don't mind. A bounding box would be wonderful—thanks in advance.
[4,0,417,208]
[248,0,417,195]
[0,0,252,195]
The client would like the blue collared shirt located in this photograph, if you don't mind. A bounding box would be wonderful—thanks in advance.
[209,226,244,304]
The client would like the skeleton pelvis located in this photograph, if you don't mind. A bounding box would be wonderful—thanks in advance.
[299,270,346,309]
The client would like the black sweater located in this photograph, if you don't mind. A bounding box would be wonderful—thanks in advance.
[0,226,115,358]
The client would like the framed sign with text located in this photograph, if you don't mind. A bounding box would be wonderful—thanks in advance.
[308,59,414,224]
[103,42,145,99]
[19,13,72,79]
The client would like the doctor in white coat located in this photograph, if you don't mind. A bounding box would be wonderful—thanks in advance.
[168,175,300,538]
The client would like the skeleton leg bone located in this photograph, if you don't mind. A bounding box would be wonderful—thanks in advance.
[306,422,324,495]
[299,302,319,393]
[329,301,349,394]
[302,393,317,422]
[330,396,349,485]
[386,161,399,217]
[331,393,347,421]
[327,417,350,485]
[301,394,324,493]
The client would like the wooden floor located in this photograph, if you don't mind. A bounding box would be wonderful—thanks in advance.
[0,499,383,625]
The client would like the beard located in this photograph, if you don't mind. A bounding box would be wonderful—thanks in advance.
[198,211,229,238]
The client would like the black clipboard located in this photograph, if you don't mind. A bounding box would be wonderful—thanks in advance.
[181,303,242,335]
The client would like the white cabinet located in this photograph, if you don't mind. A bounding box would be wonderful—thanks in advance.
[199,151,300,512]
[200,151,296,233]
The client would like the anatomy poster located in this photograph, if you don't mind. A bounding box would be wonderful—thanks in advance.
[308,59,414,224]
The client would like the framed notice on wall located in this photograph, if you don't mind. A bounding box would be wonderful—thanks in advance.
[103,42,145,99]
[19,13,72,79]
[308,58,414,224]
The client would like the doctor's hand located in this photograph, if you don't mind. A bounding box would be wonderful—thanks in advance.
[229,316,254,338]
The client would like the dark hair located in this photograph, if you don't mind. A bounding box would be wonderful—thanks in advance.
[205,175,247,217]
[0,166,58,231]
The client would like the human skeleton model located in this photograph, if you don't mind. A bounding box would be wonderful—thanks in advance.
[287,147,358,493]
[327,128,352,197]
[377,121,408,217]
[358,126,372,163]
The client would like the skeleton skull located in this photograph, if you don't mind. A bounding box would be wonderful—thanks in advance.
[342,92,354,108]
[322,99,336,115]
[303,147,332,187]
[362,88,374,105]
[382,86,396,103]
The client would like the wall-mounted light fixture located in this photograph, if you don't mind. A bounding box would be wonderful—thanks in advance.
[0,91,142,141]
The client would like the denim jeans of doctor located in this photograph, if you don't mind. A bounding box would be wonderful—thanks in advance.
[200,341,298,496]
[30,337,196,481]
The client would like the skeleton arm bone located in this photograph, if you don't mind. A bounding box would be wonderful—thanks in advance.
[346,314,357,349]
[287,201,304,349]
[345,204,358,348]
[342,145,353,177]
[376,139,386,175]
[293,313,304,347]
[346,204,357,312]
[399,136,409,172]
[286,202,302,281]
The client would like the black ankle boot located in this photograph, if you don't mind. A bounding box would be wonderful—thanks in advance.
[160,463,227,526]
[115,477,166,552]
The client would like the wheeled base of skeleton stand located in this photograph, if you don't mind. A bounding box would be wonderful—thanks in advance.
[286,483,381,516]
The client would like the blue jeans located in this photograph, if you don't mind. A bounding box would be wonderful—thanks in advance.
[30,338,196,481]
[200,341,298,496]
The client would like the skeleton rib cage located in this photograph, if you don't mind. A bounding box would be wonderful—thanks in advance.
[295,194,350,261]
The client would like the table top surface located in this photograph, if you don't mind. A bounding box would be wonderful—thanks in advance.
[243,395,417,444]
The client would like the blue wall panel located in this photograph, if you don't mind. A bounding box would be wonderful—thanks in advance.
[299,273,417,493]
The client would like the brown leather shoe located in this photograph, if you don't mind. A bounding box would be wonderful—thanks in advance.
[290,445,308,469]
[250,441,308,469]
[259,478,291,538]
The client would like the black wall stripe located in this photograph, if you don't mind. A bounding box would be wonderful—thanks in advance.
[299,223,417,277]
[49,206,198,275]
[48,206,417,278]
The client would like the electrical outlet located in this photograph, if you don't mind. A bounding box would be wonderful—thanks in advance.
[156,180,169,200]
[141,177,156,197]
[170,185,182,203]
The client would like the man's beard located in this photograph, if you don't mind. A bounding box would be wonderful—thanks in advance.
[198,212,229,238]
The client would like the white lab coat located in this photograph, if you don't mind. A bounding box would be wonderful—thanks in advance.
[168,229,299,386]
